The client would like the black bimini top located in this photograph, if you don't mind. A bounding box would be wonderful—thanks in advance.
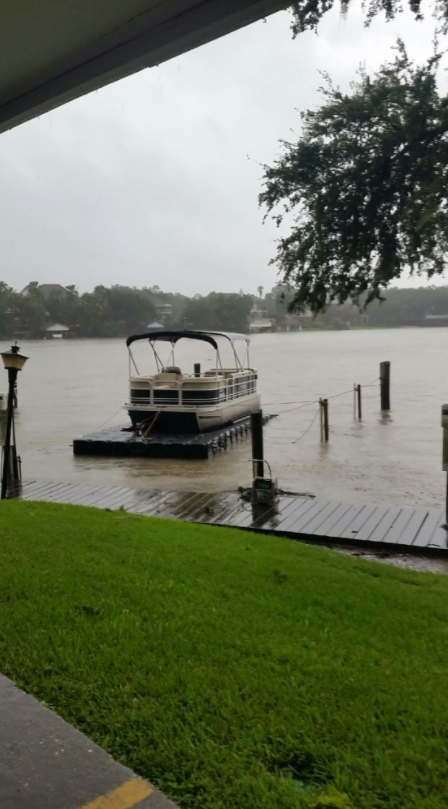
[126,330,249,350]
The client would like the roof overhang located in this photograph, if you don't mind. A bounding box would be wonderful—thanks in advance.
[0,0,288,135]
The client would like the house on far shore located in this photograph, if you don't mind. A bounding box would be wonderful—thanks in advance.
[146,293,172,323]
[282,315,303,332]
[281,311,314,331]
[43,323,70,339]
[424,313,448,323]
[21,283,71,300]
[147,321,164,330]
[249,303,274,332]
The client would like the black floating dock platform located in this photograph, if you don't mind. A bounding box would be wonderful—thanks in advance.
[73,414,276,460]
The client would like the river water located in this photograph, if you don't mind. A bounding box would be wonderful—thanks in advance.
[11,329,447,510]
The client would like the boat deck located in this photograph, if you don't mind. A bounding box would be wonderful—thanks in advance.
[18,481,448,554]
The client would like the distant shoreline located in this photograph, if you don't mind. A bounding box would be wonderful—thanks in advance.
[7,323,448,341]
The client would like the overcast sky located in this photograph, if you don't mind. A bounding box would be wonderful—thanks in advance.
[0,4,446,296]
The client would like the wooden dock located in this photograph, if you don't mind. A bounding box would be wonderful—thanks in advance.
[17,481,448,554]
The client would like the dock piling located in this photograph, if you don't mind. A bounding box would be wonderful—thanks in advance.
[441,404,448,522]
[446,473,448,524]
[323,398,329,442]
[380,362,391,411]
[353,384,362,420]
[319,398,329,442]
[251,410,264,478]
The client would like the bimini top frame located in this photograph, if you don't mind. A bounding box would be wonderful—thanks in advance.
[126,330,251,376]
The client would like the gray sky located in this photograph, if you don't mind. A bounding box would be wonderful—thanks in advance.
[0,4,445,296]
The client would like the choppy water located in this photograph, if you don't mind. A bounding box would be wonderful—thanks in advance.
[11,328,447,509]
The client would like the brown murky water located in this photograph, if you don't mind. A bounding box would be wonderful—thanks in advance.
[11,328,448,510]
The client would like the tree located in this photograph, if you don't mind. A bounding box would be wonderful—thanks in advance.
[264,283,296,322]
[257,286,264,299]
[18,282,47,333]
[182,293,253,332]
[103,286,155,332]
[0,283,18,338]
[260,44,448,313]
[288,0,447,36]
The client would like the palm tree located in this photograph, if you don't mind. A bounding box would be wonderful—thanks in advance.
[257,286,264,299]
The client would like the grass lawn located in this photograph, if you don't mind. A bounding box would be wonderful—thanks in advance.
[0,502,448,809]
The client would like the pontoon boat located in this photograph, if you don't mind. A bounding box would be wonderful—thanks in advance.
[125,330,260,433]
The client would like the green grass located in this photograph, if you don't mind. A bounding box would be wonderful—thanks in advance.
[0,502,448,809]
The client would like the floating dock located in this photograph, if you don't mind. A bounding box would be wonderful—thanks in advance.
[73,414,276,460]
[18,480,448,554]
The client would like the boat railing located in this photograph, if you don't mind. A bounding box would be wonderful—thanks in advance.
[129,368,257,407]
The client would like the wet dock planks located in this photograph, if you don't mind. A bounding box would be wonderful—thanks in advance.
[18,481,448,553]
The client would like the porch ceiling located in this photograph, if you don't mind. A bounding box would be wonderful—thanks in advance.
[0,0,287,134]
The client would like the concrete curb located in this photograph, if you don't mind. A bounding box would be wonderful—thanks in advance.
[0,674,179,809]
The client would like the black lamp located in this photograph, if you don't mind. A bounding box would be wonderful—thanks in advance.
[1,344,28,499]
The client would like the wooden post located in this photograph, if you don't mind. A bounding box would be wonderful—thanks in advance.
[446,472,448,524]
[380,361,390,411]
[194,363,201,378]
[442,405,448,522]
[251,410,264,478]
[323,398,329,442]
[11,445,19,480]
[357,384,362,420]
[1,369,17,499]
[11,410,19,480]
[319,398,324,441]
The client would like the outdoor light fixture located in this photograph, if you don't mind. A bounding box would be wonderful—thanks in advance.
[1,345,28,372]
[1,344,28,499]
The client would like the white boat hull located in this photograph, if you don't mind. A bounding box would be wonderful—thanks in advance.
[127,393,261,434]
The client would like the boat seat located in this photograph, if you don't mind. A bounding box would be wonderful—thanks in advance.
[162,366,182,375]
[153,372,182,386]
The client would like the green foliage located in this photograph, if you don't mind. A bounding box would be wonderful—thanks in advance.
[0,282,47,338]
[260,44,448,313]
[0,284,256,338]
[360,284,448,326]
[2,280,448,336]
[182,292,253,332]
[0,283,158,339]
[1,501,448,809]
[288,0,444,36]
[0,283,20,338]
[297,285,448,328]
[75,285,157,336]
[263,283,297,321]
[142,289,188,326]
[310,786,355,808]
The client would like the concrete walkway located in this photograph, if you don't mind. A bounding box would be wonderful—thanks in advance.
[0,675,178,809]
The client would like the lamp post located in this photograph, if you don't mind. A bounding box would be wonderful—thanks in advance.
[1,344,28,499]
